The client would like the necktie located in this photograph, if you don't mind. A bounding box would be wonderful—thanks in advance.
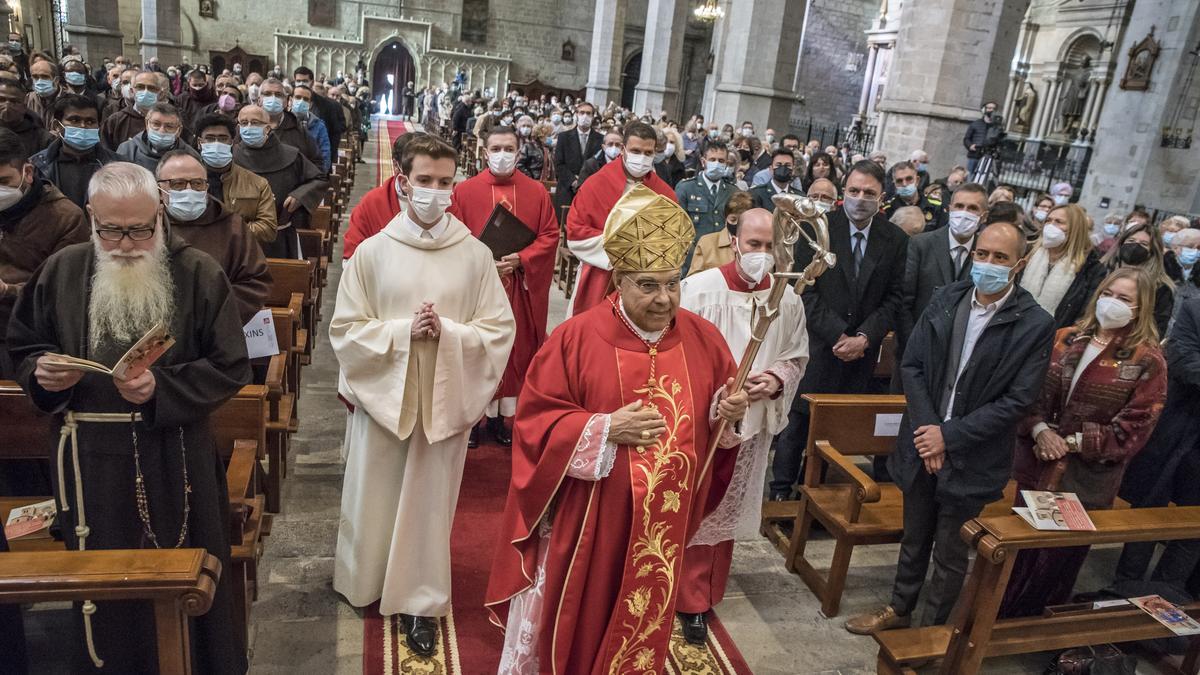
[953,246,966,275]
[853,232,865,276]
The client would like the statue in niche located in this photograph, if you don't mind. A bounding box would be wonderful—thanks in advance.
[1058,56,1091,135]
[199,0,215,18]
[1014,81,1037,133]
[561,40,575,62]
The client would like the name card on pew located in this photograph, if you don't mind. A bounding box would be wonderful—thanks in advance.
[244,309,280,360]
[873,413,902,437]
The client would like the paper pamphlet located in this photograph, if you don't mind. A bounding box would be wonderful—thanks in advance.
[4,498,56,541]
[1013,490,1096,531]
[1130,595,1200,636]
[44,322,174,381]
[873,413,902,437]
[243,308,280,360]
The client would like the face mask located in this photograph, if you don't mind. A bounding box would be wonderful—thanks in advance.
[772,165,793,183]
[0,182,20,210]
[134,89,157,109]
[948,210,980,239]
[488,150,516,176]
[603,145,621,160]
[623,152,653,178]
[262,96,284,114]
[122,83,134,101]
[722,163,735,179]
[213,93,235,112]
[895,184,917,199]
[166,188,208,221]
[7,41,20,52]
[1119,242,1151,266]
[248,84,260,101]
[1052,194,1069,206]
[239,125,267,147]
[704,160,725,181]
[1103,222,1120,237]
[970,261,1014,295]
[551,114,561,124]
[737,249,775,284]
[814,199,835,214]
[291,98,310,116]
[64,71,86,87]
[1034,209,1048,222]
[663,142,675,157]
[1095,296,1134,330]
[562,115,573,125]
[1179,247,1199,266]
[501,117,513,126]
[708,129,719,139]
[843,195,879,224]
[765,134,775,144]
[576,113,592,129]
[32,78,55,96]
[1163,231,1176,247]
[201,141,233,168]
[1036,223,1067,250]
[917,162,928,173]
[407,184,452,224]
[518,126,531,137]
[741,128,753,138]
[62,125,100,151]
[147,129,177,151]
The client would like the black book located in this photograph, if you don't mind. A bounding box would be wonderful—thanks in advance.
[478,202,536,260]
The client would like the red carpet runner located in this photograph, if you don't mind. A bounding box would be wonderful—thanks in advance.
[374,118,415,186]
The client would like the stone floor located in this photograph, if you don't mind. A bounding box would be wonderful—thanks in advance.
[19,131,1152,674]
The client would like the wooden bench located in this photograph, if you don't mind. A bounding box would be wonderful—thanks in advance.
[554,219,579,299]
[265,258,316,366]
[0,548,221,675]
[874,507,1200,675]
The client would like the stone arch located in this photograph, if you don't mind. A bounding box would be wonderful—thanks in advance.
[620,49,641,110]
[367,33,423,88]
[1056,28,1103,67]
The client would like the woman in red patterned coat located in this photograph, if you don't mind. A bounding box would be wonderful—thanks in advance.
[1000,267,1168,618]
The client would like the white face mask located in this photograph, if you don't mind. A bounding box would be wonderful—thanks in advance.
[407,183,452,224]
[947,210,980,240]
[737,248,775,284]
[1041,223,1067,249]
[1052,194,1069,206]
[576,113,593,129]
[603,145,621,160]
[663,142,675,157]
[623,152,654,178]
[1095,296,1134,330]
[487,150,516,177]
[0,183,22,211]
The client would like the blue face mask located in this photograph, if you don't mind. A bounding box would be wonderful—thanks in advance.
[1163,231,1176,247]
[704,160,725,181]
[62,125,100,151]
[1103,223,1120,237]
[261,96,284,114]
[201,141,233,168]
[896,184,917,199]
[970,261,1014,295]
[1180,247,1199,266]
[239,125,267,147]
[291,99,310,116]
[32,78,55,96]
[917,162,928,173]
[147,129,176,151]
[64,71,86,87]
[134,89,158,109]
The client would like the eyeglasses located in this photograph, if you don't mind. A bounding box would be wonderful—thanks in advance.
[157,178,208,191]
[239,120,269,128]
[94,226,156,241]
[625,278,680,296]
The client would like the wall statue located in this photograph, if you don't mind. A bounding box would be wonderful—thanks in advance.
[1014,81,1037,133]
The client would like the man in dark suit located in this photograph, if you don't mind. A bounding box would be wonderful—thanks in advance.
[552,101,602,221]
[769,160,908,499]
[293,66,346,157]
[749,148,801,213]
[845,221,1054,635]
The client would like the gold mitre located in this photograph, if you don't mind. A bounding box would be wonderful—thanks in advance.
[602,184,695,272]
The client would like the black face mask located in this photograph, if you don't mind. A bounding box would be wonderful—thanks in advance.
[773,165,793,183]
[738,148,751,162]
[1119,242,1151,266]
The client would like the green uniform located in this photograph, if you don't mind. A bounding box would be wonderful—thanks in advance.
[676,174,734,276]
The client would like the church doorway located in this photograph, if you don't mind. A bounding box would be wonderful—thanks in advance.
[620,51,641,110]
[372,41,416,116]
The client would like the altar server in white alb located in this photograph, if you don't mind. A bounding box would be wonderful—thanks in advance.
[329,134,515,657]
[675,207,809,645]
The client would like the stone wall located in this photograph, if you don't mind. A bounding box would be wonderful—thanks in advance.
[792,0,877,131]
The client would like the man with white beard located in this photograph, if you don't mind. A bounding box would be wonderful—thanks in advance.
[6,162,251,674]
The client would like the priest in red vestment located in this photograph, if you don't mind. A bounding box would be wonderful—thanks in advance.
[342,131,427,259]
[449,125,558,445]
[565,121,676,317]
[486,185,749,674]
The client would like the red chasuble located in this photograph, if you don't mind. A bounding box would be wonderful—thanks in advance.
[449,170,559,399]
[343,175,402,259]
[486,295,739,674]
[565,159,676,316]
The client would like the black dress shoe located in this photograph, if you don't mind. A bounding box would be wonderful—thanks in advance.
[487,416,512,447]
[401,614,438,657]
[769,491,791,502]
[468,425,479,449]
[677,611,708,646]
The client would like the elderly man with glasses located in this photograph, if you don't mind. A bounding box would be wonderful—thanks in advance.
[115,102,201,172]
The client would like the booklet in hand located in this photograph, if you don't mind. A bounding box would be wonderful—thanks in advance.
[1013,490,1096,531]
[1131,595,1200,636]
[43,322,174,381]
[478,202,535,261]
[4,498,56,541]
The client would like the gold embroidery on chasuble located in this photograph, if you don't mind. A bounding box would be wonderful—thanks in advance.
[605,345,697,675]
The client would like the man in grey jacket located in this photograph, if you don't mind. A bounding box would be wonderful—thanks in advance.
[114,102,199,172]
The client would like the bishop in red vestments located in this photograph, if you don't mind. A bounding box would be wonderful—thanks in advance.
[449,126,559,440]
[486,185,749,674]
[342,131,427,259]
[565,121,676,317]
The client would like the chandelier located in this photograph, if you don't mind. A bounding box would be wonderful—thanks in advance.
[694,0,724,22]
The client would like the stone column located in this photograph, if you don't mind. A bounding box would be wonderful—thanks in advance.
[139,0,184,64]
[873,0,1032,179]
[1078,78,1101,142]
[1040,77,1062,138]
[585,0,627,106]
[64,0,123,63]
[709,0,808,132]
[856,45,881,120]
[632,0,690,118]
[1085,78,1110,135]
[1001,73,1020,128]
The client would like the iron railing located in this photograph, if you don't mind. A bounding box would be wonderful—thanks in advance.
[789,118,877,156]
[988,138,1091,199]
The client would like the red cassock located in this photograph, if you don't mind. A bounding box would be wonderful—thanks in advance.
[565,160,676,316]
[485,296,740,674]
[343,174,402,259]
[448,170,559,399]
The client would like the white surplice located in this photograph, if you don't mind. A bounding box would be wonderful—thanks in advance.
[680,266,809,543]
[330,211,515,616]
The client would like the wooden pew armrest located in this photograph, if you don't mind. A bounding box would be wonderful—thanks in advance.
[226,439,259,498]
[813,440,882,504]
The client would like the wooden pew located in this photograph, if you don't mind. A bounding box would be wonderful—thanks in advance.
[874,507,1200,675]
[265,258,316,366]
[0,549,221,675]
[554,219,579,299]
